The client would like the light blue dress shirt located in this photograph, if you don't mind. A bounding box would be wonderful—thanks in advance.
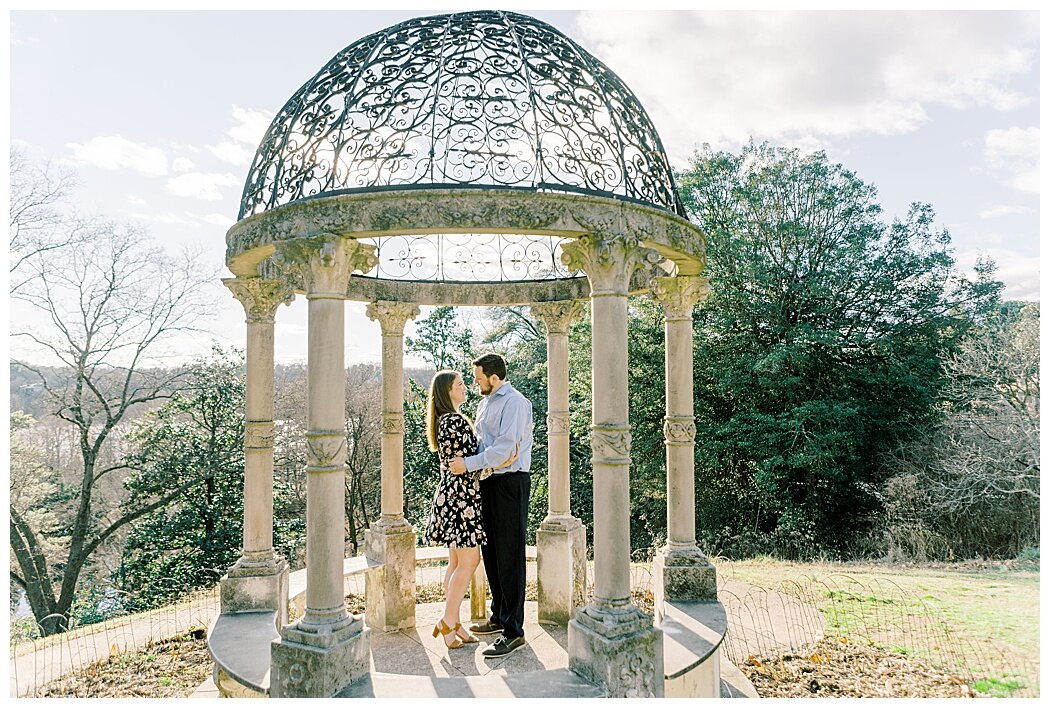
[464,382,533,475]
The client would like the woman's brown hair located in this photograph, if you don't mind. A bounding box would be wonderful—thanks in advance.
[426,370,461,452]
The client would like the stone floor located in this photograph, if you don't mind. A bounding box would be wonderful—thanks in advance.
[369,600,567,678]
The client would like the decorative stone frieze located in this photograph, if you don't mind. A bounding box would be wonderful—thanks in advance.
[590,424,632,465]
[662,416,696,445]
[244,420,276,450]
[380,413,404,435]
[223,276,295,323]
[274,236,377,297]
[305,431,346,471]
[547,411,571,435]
[531,299,585,335]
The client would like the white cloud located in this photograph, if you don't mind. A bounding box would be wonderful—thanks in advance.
[227,105,273,146]
[127,195,148,206]
[172,157,195,172]
[129,211,199,226]
[165,172,240,201]
[200,212,235,227]
[978,204,1033,219]
[204,106,273,166]
[66,135,168,176]
[574,11,1038,162]
[984,127,1039,193]
[207,141,255,166]
[957,247,1039,301]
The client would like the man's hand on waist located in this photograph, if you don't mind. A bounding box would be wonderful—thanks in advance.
[449,456,467,475]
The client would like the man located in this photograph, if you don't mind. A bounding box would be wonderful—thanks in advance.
[449,353,533,658]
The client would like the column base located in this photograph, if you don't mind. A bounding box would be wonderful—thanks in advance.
[220,555,289,624]
[536,515,587,626]
[364,517,417,632]
[653,545,717,619]
[270,616,370,697]
[568,602,664,697]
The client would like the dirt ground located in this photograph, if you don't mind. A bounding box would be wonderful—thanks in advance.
[741,635,979,698]
[34,628,212,698]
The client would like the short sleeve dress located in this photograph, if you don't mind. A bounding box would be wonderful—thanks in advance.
[422,413,488,548]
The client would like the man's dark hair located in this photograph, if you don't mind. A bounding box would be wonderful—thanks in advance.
[472,353,507,380]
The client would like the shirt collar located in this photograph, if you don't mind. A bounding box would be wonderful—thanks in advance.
[493,381,513,397]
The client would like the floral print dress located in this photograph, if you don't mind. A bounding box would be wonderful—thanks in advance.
[423,413,487,548]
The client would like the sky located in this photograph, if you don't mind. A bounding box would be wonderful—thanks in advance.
[6,6,1042,368]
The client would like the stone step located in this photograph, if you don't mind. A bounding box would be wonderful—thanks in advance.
[336,667,605,698]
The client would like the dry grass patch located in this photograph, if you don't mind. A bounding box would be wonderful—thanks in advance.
[35,627,210,698]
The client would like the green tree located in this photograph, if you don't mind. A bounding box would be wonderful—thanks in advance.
[405,306,474,371]
[678,142,1001,558]
[115,348,245,612]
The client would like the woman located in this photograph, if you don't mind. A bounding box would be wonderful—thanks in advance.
[422,370,516,649]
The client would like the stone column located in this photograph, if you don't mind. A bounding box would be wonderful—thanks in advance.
[561,233,665,698]
[364,301,419,632]
[650,276,717,619]
[270,236,377,698]
[532,300,587,626]
[220,276,294,623]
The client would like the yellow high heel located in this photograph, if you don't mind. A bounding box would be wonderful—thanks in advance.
[433,619,464,649]
[457,624,479,644]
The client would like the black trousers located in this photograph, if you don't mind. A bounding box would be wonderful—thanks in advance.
[479,472,530,639]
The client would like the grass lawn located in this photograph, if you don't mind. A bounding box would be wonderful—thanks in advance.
[713,556,1039,696]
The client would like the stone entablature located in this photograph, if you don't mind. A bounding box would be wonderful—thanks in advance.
[225,189,706,281]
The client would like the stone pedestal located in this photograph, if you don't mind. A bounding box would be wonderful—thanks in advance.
[364,518,417,632]
[271,616,371,698]
[536,516,587,626]
[220,558,289,623]
[568,604,664,697]
[652,547,717,622]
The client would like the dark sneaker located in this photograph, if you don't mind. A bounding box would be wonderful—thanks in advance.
[482,635,526,658]
[468,619,503,635]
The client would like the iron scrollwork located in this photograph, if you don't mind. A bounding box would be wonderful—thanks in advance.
[358,232,579,282]
[239,11,684,221]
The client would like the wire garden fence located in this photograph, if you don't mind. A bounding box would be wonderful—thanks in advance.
[9,557,1039,698]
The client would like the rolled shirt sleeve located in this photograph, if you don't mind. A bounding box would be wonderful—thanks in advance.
[464,396,528,473]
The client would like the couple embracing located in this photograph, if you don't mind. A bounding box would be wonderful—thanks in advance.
[421,353,532,658]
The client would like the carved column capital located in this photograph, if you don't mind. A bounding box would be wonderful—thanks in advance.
[532,300,585,335]
[223,277,295,323]
[650,275,710,321]
[560,233,664,295]
[366,301,420,336]
[274,235,377,298]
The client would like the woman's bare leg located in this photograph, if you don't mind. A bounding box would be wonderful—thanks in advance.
[442,546,481,632]
[443,547,459,597]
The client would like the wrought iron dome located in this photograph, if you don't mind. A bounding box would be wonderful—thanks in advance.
[238,10,685,221]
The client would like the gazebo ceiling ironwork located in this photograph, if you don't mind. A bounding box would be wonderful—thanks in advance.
[238,10,686,222]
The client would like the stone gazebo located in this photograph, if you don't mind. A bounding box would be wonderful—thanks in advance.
[210,10,723,699]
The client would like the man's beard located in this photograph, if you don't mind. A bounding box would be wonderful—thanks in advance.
[478,379,493,395]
